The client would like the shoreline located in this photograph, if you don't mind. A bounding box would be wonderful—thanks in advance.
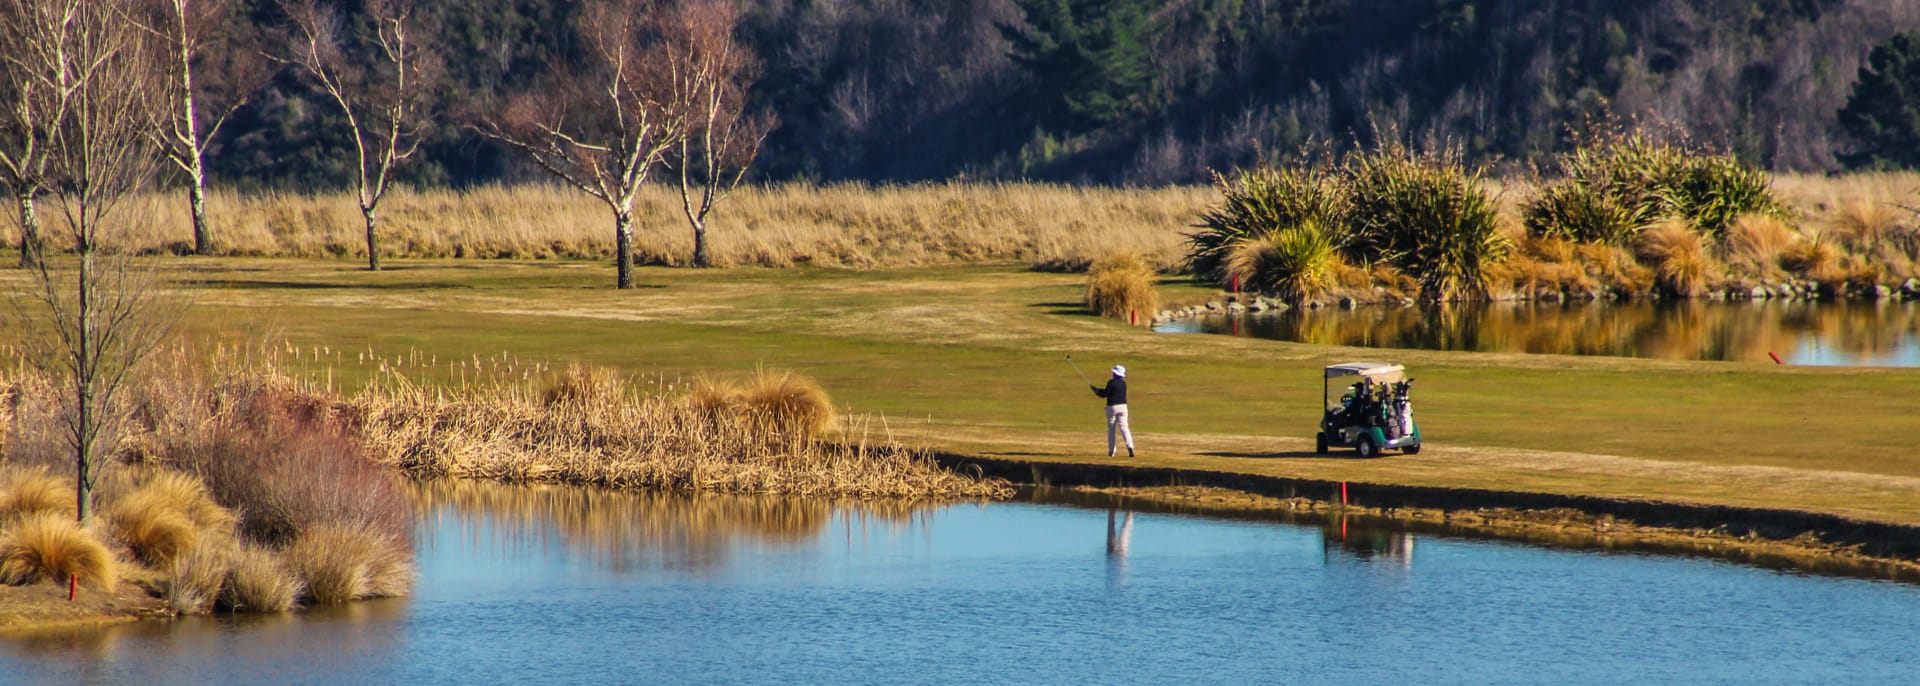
[939,453,1920,582]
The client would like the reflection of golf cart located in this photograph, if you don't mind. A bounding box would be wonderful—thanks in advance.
[1316,362,1421,457]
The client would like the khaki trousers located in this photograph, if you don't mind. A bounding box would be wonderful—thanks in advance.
[1106,404,1133,455]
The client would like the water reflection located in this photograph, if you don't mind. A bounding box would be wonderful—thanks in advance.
[412,479,942,577]
[1161,299,1920,366]
[1323,517,1415,567]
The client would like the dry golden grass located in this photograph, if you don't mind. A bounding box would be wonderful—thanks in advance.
[1722,213,1799,279]
[28,183,1205,270]
[222,543,302,613]
[1083,252,1161,322]
[284,523,413,604]
[0,467,75,522]
[0,513,116,591]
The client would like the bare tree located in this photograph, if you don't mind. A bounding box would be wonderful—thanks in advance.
[660,0,773,268]
[135,0,272,256]
[281,0,439,271]
[1,0,176,523]
[476,0,684,289]
[0,0,78,269]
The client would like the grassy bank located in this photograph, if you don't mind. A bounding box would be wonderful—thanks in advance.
[2,257,1907,525]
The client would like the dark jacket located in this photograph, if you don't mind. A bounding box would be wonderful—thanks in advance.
[1094,377,1128,406]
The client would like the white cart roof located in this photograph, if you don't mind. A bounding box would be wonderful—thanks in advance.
[1324,362,1405,382]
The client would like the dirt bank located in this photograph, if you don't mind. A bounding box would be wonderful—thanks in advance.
[940,453,1920,581]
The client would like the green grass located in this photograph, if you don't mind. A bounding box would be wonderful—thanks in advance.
[10,256,1920,524]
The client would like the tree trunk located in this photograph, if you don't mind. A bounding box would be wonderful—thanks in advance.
[75,250,94,523]
[188,161,210,255]
[692,217,710,268]
[363,205,382,271]
[615,208,634,289]
[15,190,39,269]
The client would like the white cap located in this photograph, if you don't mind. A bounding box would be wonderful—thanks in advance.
[1111,365,1126,377]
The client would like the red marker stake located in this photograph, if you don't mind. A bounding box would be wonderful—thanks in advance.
[1767,351,1783,364]
[68,574,76,601]
[1340,481,1348,506]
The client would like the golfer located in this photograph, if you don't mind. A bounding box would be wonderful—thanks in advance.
[1091,365,1134,458]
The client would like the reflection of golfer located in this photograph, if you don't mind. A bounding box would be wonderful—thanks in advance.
[1107,509,1133,556]
[1091,365,1134,458]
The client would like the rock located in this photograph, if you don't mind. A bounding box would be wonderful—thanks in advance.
[1538,289,1562,303]
[1227,301,1247,313]
[1902,278,1920,297]
[1305,299,1324,309]
[1750,285,1770,299]
[1157,310,1174,321]
[1871,284,1893,300]
[1246,302,1265,313]
[1707,289,1726,301]
[1205,301,1221,311]
[1267,301,1291,314]
[1337,296,1358,309]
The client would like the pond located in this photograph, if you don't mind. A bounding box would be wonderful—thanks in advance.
[5,482,1918,683]
[1158,299,1920,366]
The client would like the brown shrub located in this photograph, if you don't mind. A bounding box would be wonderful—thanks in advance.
[1780,233,1838,277]
[0,513,117,591]
[183,386,412,548]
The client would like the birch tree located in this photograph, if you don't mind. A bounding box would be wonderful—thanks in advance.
[2,0,176,523]
[281,0,439,271]
[659,0,773,269]
[476,0,683,289]
[137,0,271,256]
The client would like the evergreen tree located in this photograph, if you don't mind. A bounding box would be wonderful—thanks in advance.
[1839,31,1920,169]
[1001,0,1159,137]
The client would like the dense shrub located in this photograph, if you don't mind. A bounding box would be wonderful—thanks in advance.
[1223,219,1343,302]
[1185,167,1344,284]
[1341,144,1509,301]
[1525,129,1787,244]
[182,384,413,549]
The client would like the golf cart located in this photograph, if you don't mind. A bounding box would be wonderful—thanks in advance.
[1316,362,1421,457]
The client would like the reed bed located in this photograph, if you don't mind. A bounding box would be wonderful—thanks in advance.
[348,362,1009,498]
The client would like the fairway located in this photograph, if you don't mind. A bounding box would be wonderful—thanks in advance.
[13,257,1920,525]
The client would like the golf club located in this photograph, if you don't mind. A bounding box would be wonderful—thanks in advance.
[1066,354,1093,386]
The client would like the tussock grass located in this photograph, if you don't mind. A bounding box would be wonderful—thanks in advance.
[165,541,231,614]
[222,543,302,613]
[104,471,237,567]
[1635,221,1714,297]
[0,513,116,591]
[0,467,75,522]
[1781,233,1839,279]
[285,524,412,604]
[1722,213,1799,279]
[1084,253,1161,322]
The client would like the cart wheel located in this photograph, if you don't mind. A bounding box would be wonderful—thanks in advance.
[1356,438,1377,458]
[1404,444,1421,455]
[1315,432,1328,454]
